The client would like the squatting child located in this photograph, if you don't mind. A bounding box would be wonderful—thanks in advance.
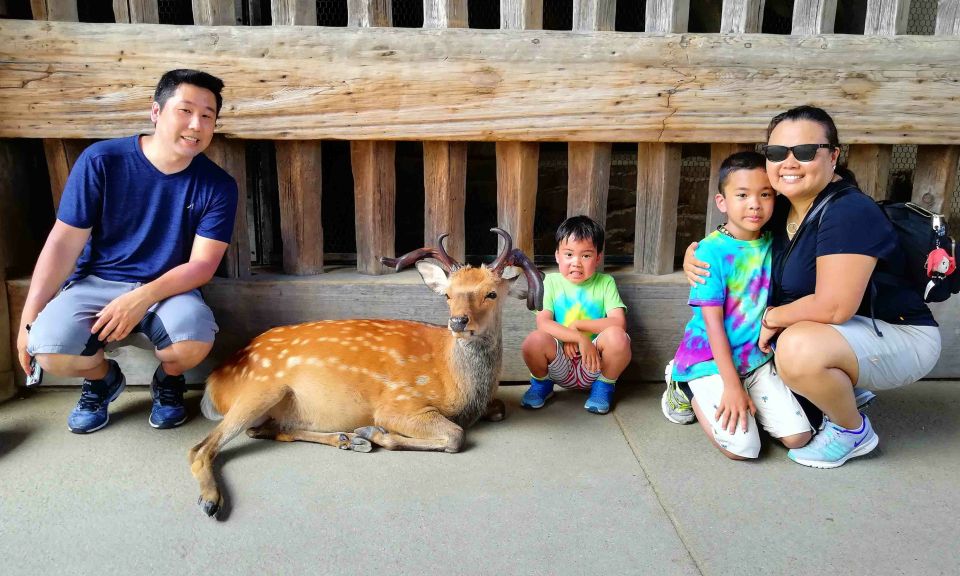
[520,215,632,415]
[662,151,812,459]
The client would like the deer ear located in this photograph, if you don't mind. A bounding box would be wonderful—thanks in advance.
[505,269,529,300]
[416,261,450,295]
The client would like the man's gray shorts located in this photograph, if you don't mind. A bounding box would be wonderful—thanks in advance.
[27,275,218,357]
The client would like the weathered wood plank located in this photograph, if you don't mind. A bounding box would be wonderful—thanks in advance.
[791,0,836,34]
[30,0,76,21]
[720,0,765,33]
[0,268,13,402]
[573,0,616,31]
[937,0,960,35]
[845,144,891,201]
[271,0,316,25]
[348,0,391,27]
[276,140,324,275]
[646,0,690,33]
[423,141,467,263]
[496,142,538,258]
[912,145,960,214]
[567,142,611,225]
[192,0,235,26]
[42,138,91,211]
[635,142,681,275]
[3,22,960,144]
[423,0,467,28]
[204,137,251,278]
[705,143,755,236]
[113,0,159,23]
[500,0,542,30]
[864,0,911,36]
[351,141,396,275]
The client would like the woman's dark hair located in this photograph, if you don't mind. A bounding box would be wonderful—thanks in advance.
[766,105,858,186]
[556,215,605,254]
[717,151,766,195]
[153,69,225,116]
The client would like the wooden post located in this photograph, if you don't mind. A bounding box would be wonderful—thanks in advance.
[351,141,396,274]
[791,0,837,34]
[204,137,251,278]
[113,0,159,23]
[30,0,76,20]
[192,0,235,25]
[500,0,542,30]
[646,0,690,33]
[846,145,892,201]
[913,145,960,215]
[348,0,395,274]
[720,0,765,33]
[706,143,754,235]
[0,268,13,401]
[573,0,615,31]
[272,1,324,275]
[864,0,912,36]
[936,0,960,35]
[422,1,467,261]
[635,142,682,274]
[42,139,91,211]
[0,142,16,400]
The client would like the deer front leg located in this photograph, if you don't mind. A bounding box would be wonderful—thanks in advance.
[355,409,464,452]
[483,398,506,422]
[248,424,373,453]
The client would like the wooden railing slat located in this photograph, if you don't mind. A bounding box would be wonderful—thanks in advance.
[276,140,324,275]
[348,0,392,27]
[424,0,467,28]
[30,0,76,21]
[635,142,681,275]
[272,0,316,25]
[496,141,539,258]
[191,0,235,26]
[720,0,764,33]
[573,0,616,31]
[423,141,467,262]
[351,141,396,274]
[646,0,690,33]
[791,0,837,34]
[845,144,891,201]
[204,137,251,278]
[500,0,543,30]
[864,0,911,36]
[113,0,159,23]
[913,145,960,216]
[936,0,960,35]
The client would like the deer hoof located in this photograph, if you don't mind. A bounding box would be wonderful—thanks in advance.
[484,399,507,421]
[198,495,223,518]
[338,435,373,453]
[354,426,387,441]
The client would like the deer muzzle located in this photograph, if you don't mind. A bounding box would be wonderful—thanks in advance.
[448,315,470,333]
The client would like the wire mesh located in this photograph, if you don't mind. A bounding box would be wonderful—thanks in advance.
[907,0,938,34]
[317,0,348,26]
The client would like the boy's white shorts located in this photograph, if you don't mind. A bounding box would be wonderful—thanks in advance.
[688,361,812,459]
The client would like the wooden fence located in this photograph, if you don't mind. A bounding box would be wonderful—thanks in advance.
[1,0,959,395]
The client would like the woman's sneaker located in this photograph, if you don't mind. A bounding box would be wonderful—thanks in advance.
[67,360,126,434]
[520,378,554,409]
[661,361,695,424]
[788,413,878,469]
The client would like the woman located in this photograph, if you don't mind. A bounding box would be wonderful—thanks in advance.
[685,105,941,468]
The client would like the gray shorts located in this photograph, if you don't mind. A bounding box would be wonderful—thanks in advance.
[830,316,941,391]
[27,275,218,357]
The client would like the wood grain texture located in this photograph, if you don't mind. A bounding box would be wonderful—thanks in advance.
[705,142,755,235]
[912,145,960,214]
[846,144,892,201]
[276,140,324,275]
[496,141,539,259]
[271,0,316,26]
[423,141,467,262]
[937,0,960,35]
[791,0,837,34]
[634,142,681,275]
[30,0,76,21]
[192,0,236,26]
[113,0,159,23]
[351,140,396,275]
[720,0,764,33]
[0,268,12,401]
[424,0,467,28]
[500,0,542,30]
[864,0,911,36]
[42,138,92,210]
[347,0,391,27]
[204,137,251,278]
[567,142,612,226]
[3,21,960,143]
[646,0,690,33]
[573,0,616,32]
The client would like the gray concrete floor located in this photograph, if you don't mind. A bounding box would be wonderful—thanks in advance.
[1,381,958,576]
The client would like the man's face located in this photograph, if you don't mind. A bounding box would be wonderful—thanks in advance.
[150,83,217,160]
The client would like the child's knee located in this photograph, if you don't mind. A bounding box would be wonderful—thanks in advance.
[599,327,631,355]
[779,431,812,449]
[521,330,554,355]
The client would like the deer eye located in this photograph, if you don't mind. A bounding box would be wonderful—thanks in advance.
[485,291,497,300]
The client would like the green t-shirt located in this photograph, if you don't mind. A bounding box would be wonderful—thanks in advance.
[542,272,626,339]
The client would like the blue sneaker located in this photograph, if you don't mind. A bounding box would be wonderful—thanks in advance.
[67,360,126,434]
[788,413,879,469]
[149,369,188,429]
[584,380,615,414]
[520,378,554,409]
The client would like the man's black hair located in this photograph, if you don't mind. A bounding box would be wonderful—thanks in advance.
[556,215,605,254]
[717,151,767,195]
[153,69,225,116]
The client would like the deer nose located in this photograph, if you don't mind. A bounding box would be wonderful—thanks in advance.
[448,316,469,332]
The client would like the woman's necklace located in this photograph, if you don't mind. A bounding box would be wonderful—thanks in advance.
[786,203,813,237]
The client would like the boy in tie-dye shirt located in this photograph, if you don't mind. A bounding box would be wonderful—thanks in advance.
[663,152,812,459]
[519,215,632,415]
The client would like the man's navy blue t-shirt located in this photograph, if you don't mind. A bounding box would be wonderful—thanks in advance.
[58,135,238,284]
[769,179,936,327]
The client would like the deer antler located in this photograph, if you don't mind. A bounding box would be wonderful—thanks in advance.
[489,227,513,274]
[380,233,462,272]
[505,248,544,311]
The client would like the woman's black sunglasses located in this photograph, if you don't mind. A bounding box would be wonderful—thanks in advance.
[762,143,835,163]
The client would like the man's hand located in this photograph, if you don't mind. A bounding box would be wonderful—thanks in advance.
[682,241,710,286]
[716,384,755,434]
[578,335,601,374]
[758,325,781,354]
[16,325,31,374]
[91,289,153,342]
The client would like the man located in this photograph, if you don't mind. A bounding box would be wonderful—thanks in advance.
[16,69,238,433]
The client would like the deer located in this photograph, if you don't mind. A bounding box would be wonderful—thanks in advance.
[188,228,543,517]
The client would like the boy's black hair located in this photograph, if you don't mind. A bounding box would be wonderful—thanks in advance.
[153,69,225,116]
[766,105,858,186]
[556,215,605,254]
[717,151,767,195]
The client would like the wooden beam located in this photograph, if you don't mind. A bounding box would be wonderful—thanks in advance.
[500,0,542,30]
[567,142,611,224]
[845,144,891,201]
[3,22,960,144]
[113,0,159,23]
[192,0,235,26]
[204,137,251,279]
[937,0,960,35]
[705,143,755,236]
[30,0,76,21]
[864,0,911,36]
[720,0,765,33]
[573,0,616,31]
[791,0,837,34]
[496,142,539,258]
[635,142,681,275]
[423,141,467,262]
[351,141,395,274]
[646,0,690,33]
[42,139,91,211]
[272,0,316,25]
[348,0,391,27]
[424,0,467,28]
[912,145,960,214]
[276,141,324,275]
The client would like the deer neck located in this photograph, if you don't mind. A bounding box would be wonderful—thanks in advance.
[448,319,503,428]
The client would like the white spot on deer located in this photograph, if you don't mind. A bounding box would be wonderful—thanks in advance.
[291,338,301,345]
[412,391,423,398]
[268,338,283,343]
[276,371,285,379]
[256,375,267,381]
[415,375,430,386]
[279,349,289,359]
[395,394,409,401]
[300,338,311,345]
[261,358,272,368]
[287,356,303,368]
[251,353,261,362]
[350,346,359,352]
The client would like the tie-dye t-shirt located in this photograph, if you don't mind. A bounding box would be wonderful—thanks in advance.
[672,230,772,382]
[542,272,626,339]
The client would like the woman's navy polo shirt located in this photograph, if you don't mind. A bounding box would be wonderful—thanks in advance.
[769,179,936,327]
